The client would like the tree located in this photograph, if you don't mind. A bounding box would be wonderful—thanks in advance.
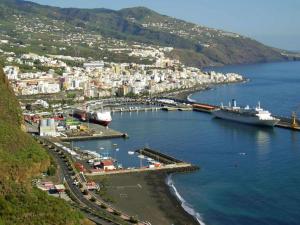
[46,165,56,176]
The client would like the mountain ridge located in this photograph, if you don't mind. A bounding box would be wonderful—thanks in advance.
[0,0,297,67]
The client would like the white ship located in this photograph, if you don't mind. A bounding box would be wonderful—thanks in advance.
[212,99,280,127]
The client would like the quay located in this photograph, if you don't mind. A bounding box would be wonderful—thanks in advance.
[165,97,300,132]
[275,116,300,131]
[162,106,193,111]
[25,119,128,141]
[85,163,199,176]
[112,107,161,113]
[85,147,199,177]
[60,133,128,142]
[60,122,128,141]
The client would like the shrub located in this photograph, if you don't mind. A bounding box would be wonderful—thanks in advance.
[129,216,138,224]
[100,204,107,209]
[113,210,121,216]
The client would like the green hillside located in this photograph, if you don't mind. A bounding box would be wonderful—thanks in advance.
[0,68,88,225]
[0,0,294,67]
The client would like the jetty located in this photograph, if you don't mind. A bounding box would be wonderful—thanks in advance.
[85,147,199,177]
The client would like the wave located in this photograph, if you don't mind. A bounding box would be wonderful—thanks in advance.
[166,175,206,225]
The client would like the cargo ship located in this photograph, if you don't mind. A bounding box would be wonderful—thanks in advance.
[71,108,112,127]
[193,103,217,113]
[212,99,280,127]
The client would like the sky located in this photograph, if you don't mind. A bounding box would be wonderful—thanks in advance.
[30,0,300,51]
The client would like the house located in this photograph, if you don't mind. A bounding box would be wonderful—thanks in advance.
[54,184,66,193]
[74,162,85,172]
[40,181,54,191]
[86,181,99,190]
[100,160,115,171]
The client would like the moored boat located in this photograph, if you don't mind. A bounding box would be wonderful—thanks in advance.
[212,99,280,127]
[72,108,112,126]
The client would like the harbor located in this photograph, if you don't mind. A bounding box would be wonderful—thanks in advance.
[23,62,300,225]
[34,132,201,225]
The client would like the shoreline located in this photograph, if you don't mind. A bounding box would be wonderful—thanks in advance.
[166,174,205,225]
[162,80,247,101]
[93,172,200,225]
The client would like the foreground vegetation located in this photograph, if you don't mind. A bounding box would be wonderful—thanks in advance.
[0,68,90,225]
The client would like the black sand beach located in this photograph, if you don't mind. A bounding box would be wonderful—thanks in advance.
[92,172,199,225]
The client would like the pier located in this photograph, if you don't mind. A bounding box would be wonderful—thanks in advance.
[136,147,184,164]
[85,147,199,177]
[111,107,161,113]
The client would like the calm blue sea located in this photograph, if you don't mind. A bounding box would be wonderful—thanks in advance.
[74,61,300,225]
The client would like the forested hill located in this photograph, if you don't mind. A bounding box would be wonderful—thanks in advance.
[0,67,89,225]
[0,0,295,67]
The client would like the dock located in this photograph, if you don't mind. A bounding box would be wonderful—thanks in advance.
[136,147,183,164]
[112,107,162,113]
[60,122,128,141]
[162,106,193,111]
[275,116,300,131]
[165,98,300,132]
[85,147,199,176]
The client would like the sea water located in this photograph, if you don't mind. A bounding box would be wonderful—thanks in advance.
[75,61,300,225]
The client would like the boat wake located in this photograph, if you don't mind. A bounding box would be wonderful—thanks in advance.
[187,94,197,103]
[166,175,206,225]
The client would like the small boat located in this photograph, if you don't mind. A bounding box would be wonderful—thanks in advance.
[138,155,145,159]
[128,151,135,155]
[117,164,123,169]
[147,157,154,162]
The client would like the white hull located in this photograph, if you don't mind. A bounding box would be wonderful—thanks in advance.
[213,110,279,127]
[73,105,112,126]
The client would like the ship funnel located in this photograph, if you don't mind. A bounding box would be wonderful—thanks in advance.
[232,99,237,107]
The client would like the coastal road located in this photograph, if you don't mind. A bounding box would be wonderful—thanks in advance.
[39,137,124,225]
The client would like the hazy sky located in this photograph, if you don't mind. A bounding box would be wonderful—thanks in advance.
[31,0,300,50]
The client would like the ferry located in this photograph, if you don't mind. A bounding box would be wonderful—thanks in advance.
[212,99,280,127]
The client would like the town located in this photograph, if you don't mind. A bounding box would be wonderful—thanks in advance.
[3,49,243,98]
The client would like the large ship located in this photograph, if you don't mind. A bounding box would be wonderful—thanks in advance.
[72,108,112,127]
[212,99,280,127]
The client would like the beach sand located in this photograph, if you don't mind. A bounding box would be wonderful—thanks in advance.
[92,172,199,225]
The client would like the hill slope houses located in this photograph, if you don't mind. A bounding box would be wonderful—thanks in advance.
[0,68,89,225]
[0,0,291,67]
